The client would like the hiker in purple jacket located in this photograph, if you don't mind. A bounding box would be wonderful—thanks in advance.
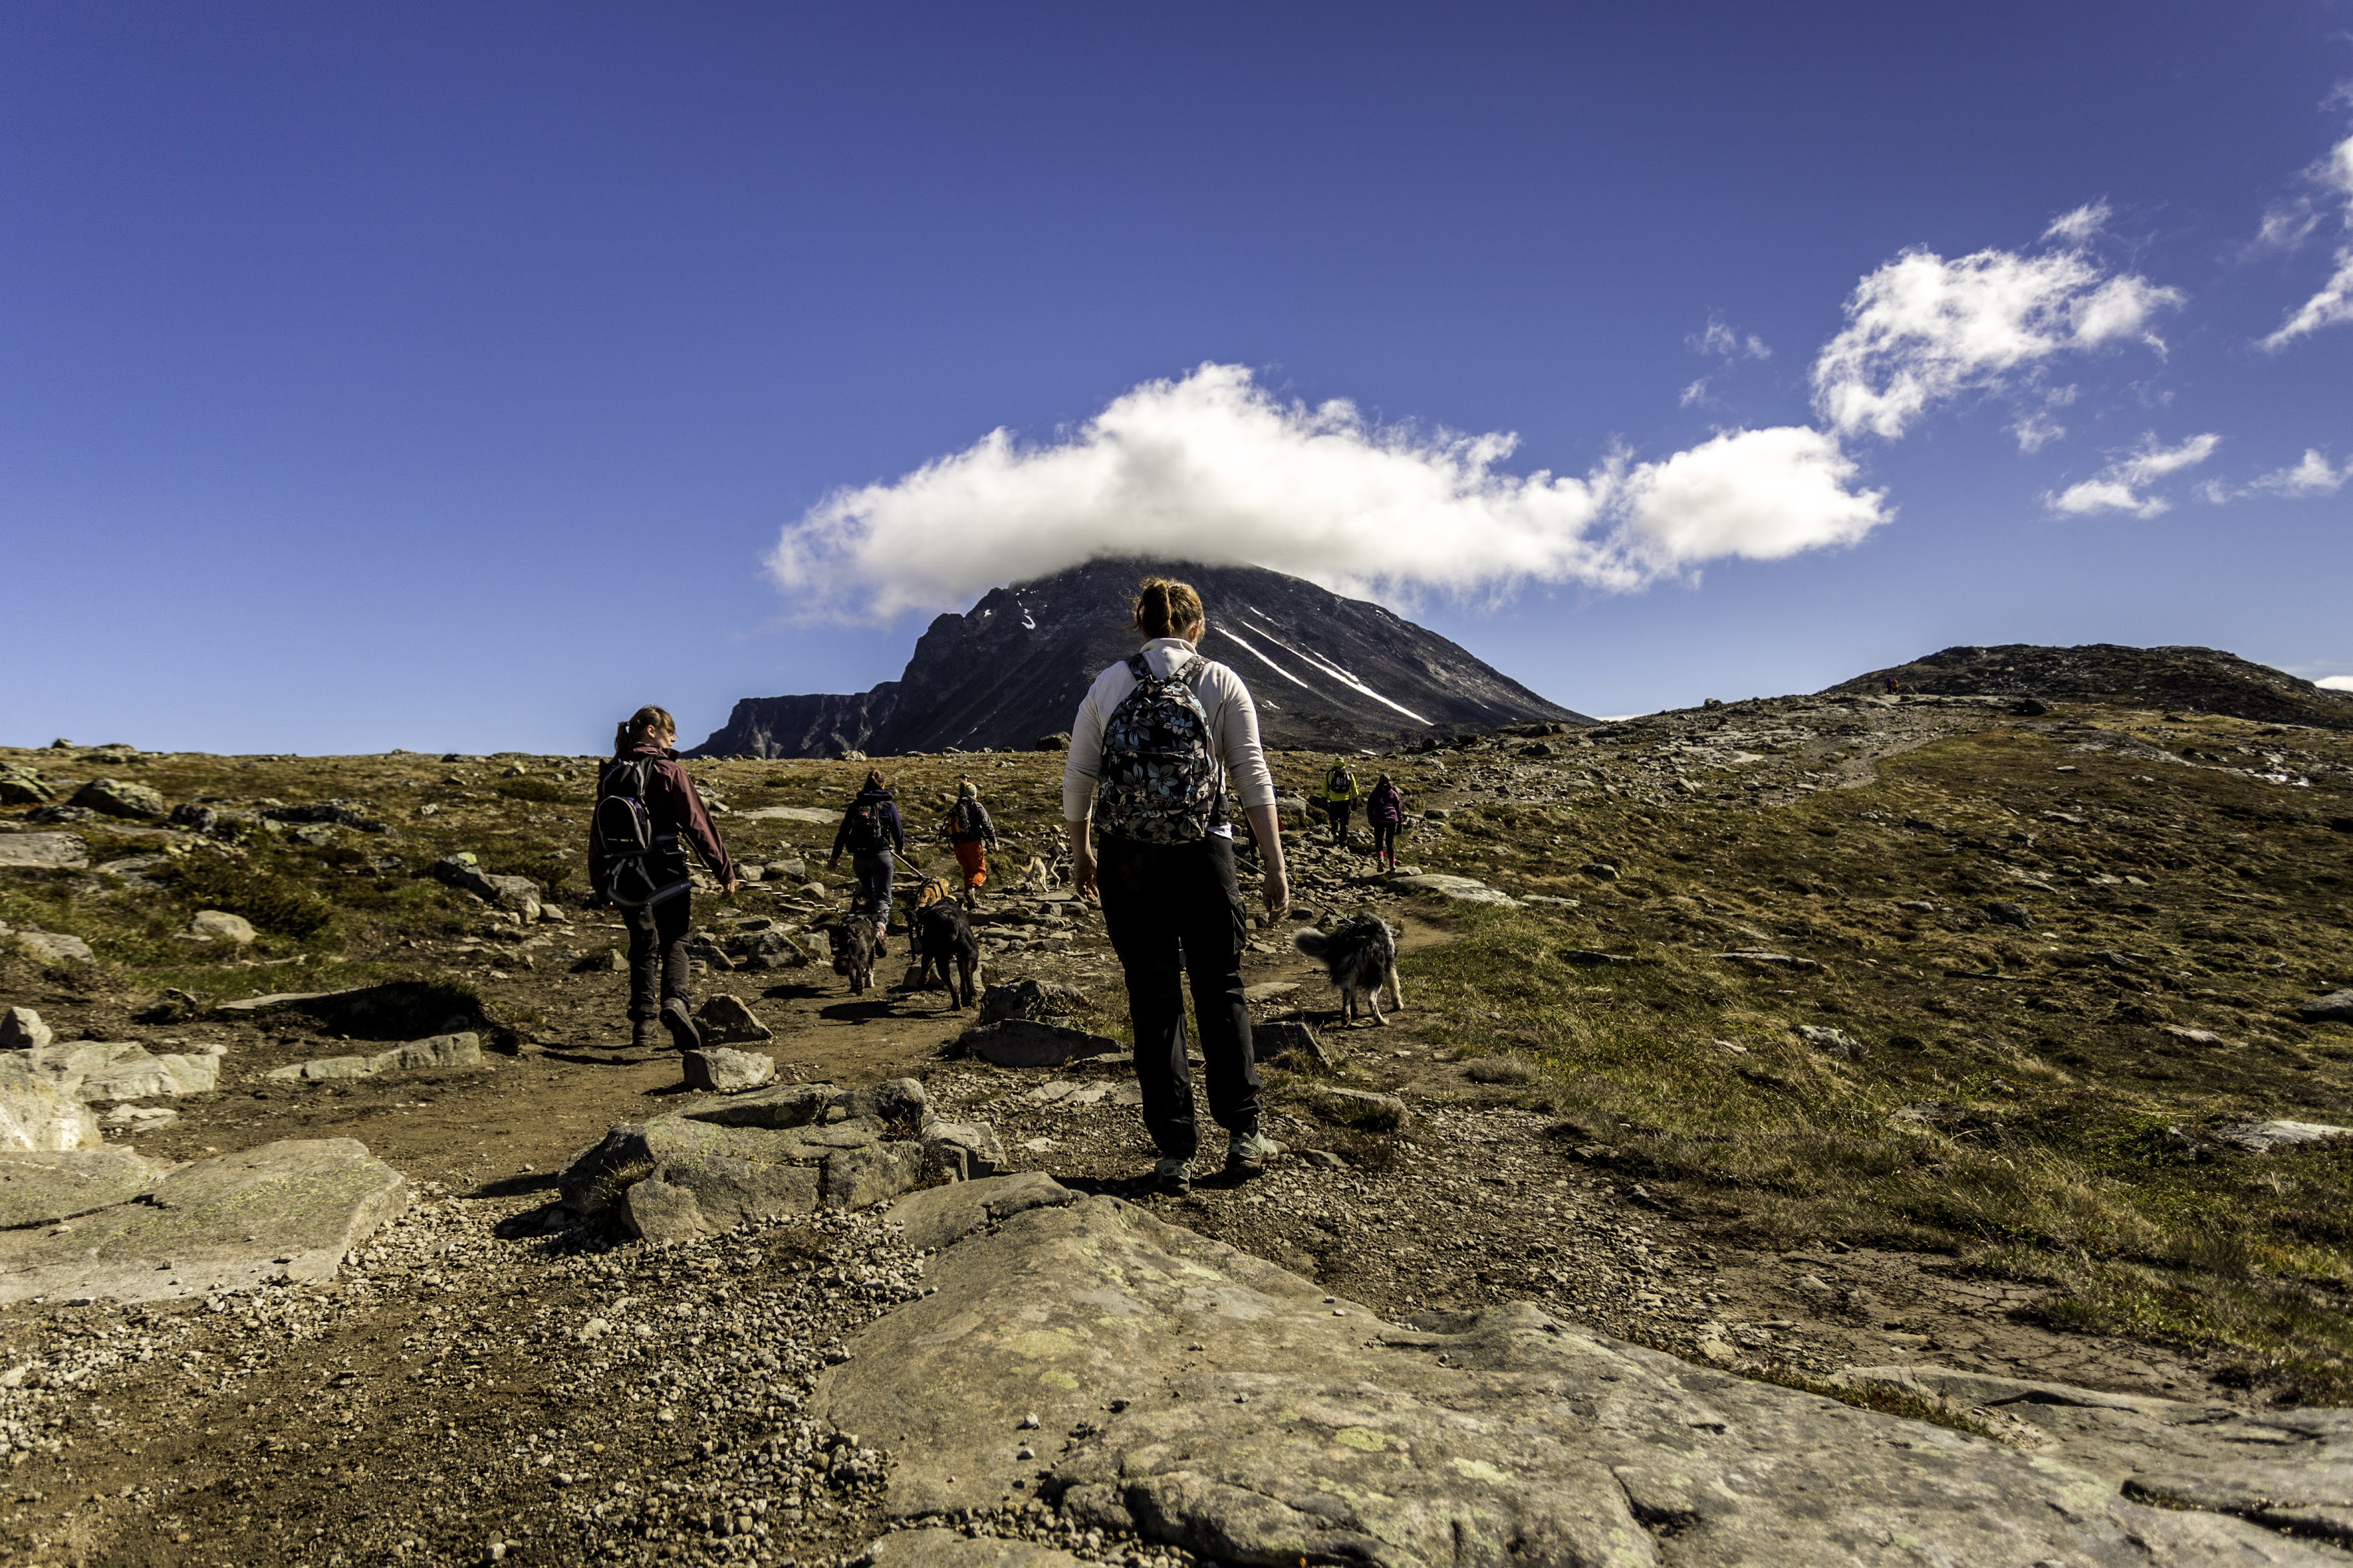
[1366,772,1407,872]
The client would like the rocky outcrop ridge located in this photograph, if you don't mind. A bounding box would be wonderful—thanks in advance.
[1830,642,2353,728]
[694,558,1588,758]
[822,1183,2350,1566]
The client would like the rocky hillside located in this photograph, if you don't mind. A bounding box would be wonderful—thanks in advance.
[1830,643,2353,728]
[692,558,1588,758]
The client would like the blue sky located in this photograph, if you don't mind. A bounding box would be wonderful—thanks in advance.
[5,3,2350,754]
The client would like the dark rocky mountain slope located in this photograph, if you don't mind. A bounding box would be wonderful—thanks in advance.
[693,558,1588,757]
[1829,643,2353,728]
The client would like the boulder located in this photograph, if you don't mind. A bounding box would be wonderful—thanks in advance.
[958,1019,1123,1069]
[0,1066,100,1152]
[188,909,257,945]
[1253,1021,1337,1073]
[977,978,1087,1026]
[685,1082,836,1132]
[818,1199,2325,1566]
[11,930,92,964]
[622,1176,710,1244]
[0,834,89,871]
[0,767,53,807]
[0,1138,407,1304]
[822,1142,930,1210]
[429,858,542,916]
[888,1171,1074,1253]
[1034,732,1072,752]
[694,994,774,1044]
[2299,990,2353,1024]
[68,778,167,820]
[1389,873,1518,907]
[1985,900,2034,928]
[103,1104,177,1132]
[921,1117,1007,1181]
[1796,1024,1866,1061]
[0,1007,52,1050]
[0,1147,171,1229]
[12,1041,218,1101]
[683,1047,776,1093]
[1304,1085,1408,1132]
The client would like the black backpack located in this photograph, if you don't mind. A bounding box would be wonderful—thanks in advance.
[595,759,664,907]
[843,794,889,853]
[1097,653,1219,843]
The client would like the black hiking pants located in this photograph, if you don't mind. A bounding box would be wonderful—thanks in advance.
[624,891,692,1019]
[1371,820,1400,860]
[1097,834,1260,1163]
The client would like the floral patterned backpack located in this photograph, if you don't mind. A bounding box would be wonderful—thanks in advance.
[1096,653,1221,843]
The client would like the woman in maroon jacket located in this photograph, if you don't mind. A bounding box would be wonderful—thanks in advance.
[588,706,738,1049]
[1366,772,1407,873]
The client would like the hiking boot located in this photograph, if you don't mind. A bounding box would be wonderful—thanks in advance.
[1151,1156,1193,1196]
[630,1016,660,1050]
[1225,1130,1281,1179]
[659,997,703,1052]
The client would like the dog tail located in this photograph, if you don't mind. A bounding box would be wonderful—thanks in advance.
[1291,927,1332,959]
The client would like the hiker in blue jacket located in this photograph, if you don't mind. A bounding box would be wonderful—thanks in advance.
[827,768,905,953]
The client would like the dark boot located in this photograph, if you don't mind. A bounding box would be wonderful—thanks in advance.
[660,996,702,1052]
[630,1015,660,1050]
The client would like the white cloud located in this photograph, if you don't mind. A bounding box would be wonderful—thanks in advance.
[2045,432,2221,518]
[2043,202,2112,244]
[1811,244,2184,440]
[2251,448,2349,497]
[1689,317,1771,360]
[2261,135,2353,350]
[768,364,1890,621]
[1678,377,1710,408]
[2319,674,2353,692]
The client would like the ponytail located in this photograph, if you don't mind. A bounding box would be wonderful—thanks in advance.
[1133,575,1206,640]
[614,705,676,756]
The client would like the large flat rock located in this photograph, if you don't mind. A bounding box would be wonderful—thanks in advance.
[15,1041,220,1101]
[0,1148,171,1229]
[1389,873,1518,906]
[958,1020,1122,1069]
[817,1196,2332,1566]
[0,1138,407,1305]
[264,1032,482,1083]
[736,805,840,825]
[0,1068,100,1152]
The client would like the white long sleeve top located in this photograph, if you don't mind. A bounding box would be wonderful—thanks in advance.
[1062,637,1279,836]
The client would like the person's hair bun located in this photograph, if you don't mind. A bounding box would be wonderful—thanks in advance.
[1133,577,1205,639]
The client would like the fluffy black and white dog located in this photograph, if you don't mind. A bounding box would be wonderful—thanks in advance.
[1292,915,1405,1026]
[829,909,878,995]
[911,898,981,1011]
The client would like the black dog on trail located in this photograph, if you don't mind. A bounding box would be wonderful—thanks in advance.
[911,899,981,1011]
[830,910,878,995]
[1292,914,1405,1026]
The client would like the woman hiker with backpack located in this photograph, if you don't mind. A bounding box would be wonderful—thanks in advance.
[1367,771,1407,872]
[827,769,906,954]
[1064,576,1288,1196]
[587,705,740,1050]
[942,781,998,906]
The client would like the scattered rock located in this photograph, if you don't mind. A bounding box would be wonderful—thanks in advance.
[264,1033,482,1083]
[1985,901,2034,929]
[957,1019,1122,1070]
[683,1047,776,1094]
[67,778,167,820]
[694,994,774,1044]
[1304,1085,1408,1132]
[1254,1020,1338,1073]
[188,909,257,945]
[0,1008,52,1050]
[0,1138,408,1304]
[10,930,92,964]
[1716,949,1826,973]
[0,832,88,871]
[2215,1120,2351,1154]
[2298,990,2353,1024]
[1034,733,1072,752]
[1579,860,1620,880]
[2158,1024,2228,1047]
[1389,873,1518,906]
[1796,1024,1866,1061]
[1560,948,1637,966]
[921,1118,1008,1181]
[429,858,543,918]
[102,1104,177,1132]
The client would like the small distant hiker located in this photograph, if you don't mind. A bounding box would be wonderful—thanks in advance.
[1366,772,1406,872]
[588,705,738,1051]
[827,768,905,954]
[942,781,998,905]
[1065,575,1289,1196]
[1319,758,1359,848]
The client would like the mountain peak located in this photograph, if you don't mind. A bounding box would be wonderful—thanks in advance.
[692,557,1588,758]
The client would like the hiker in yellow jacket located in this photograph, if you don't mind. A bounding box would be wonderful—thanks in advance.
[1319,758,1360,849]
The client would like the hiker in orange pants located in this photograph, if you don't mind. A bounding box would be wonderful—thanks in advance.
[943,781,997,907]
